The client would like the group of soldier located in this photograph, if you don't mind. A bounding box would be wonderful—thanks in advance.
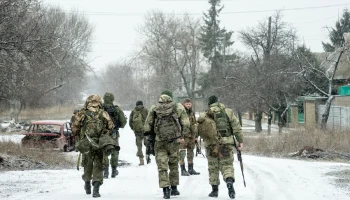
[71,89,243,199]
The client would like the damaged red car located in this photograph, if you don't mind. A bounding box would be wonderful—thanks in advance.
[21,120,75,152]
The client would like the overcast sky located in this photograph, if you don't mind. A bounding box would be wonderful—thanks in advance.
[44,0,350,71]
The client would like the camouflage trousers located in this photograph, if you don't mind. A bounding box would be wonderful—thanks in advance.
[104,136,119,168]
[155,140,180,188]
[135,132,149,158]
[179,137,195,165]
[82,150,104,184]
[205,144,235,185]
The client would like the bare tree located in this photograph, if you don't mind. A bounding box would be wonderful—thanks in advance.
[238,11,298,132]
[138,11,204,99]
[0,0,93,122]
[95,62,140,109]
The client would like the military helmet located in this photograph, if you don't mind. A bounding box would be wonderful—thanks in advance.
[85,94,102,108]
[103,92,115,104]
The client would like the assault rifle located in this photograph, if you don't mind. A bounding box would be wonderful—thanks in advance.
[195,138,205,158]
[145,132,155,164]
[234,137,246,187]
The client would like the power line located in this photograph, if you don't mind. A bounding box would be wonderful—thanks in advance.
[292,15,338,24]
[73,3,350,16]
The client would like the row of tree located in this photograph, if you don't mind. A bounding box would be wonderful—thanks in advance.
[0,0,93,122]
[96,0,349,131]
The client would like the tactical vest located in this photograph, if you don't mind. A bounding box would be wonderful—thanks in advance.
[209,107,232,137]
[154,102,181,141]
[132,109,144,132]
[103,105,119,128]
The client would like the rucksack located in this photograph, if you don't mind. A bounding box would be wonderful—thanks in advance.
[82,110,105,138]
[197,113,219,143]
[209,107,232,137]
[132,109,144,132]
[103,105,119,128]
[154,102,181,141]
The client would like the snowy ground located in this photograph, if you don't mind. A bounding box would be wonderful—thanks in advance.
[0,112,349,200]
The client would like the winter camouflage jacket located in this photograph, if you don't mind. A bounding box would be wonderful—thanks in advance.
[184,107,198,138]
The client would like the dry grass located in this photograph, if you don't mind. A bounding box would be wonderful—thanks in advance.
[244,127,350,156]
[0,141,75,170]
[0,106,76,121]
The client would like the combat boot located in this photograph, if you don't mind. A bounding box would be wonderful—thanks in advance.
[208,185,218,197]
[163,187,170,199]
[103,166,109,179]
[226,177,235,199]
[111,167,118,178]
[180,164,190,176]
[84,181,91,195]
[170,185,180,196]
[139,157,144,166]
[92,181,101,198]
[188,163,200,175]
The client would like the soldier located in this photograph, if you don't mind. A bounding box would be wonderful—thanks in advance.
[179,98,200,176]
[70,109,79,125]
[197,95,243,199]
[129,100,149,165]
[72,94,115,198]
[144,90,190,199]
[102,92,127,178]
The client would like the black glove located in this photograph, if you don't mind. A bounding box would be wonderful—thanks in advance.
[115,146,120,151]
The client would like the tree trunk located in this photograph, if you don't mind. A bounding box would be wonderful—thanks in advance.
[267,109,272,135]
[321,95,335,129]
[254,110,263,132]
[9,98,21,123]
[237,110,243,127]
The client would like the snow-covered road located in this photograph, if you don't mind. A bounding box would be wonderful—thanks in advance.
[0,112,349,200]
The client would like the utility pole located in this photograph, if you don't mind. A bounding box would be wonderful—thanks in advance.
[265,16,272,61]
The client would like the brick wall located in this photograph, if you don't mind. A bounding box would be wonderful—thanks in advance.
[305,100,317,128]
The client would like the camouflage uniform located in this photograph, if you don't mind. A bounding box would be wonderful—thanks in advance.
[198,100,243,199]
[102,92,127,178]
[72,95,114,197]
[129,102,149,165]
[179,98,200,176]
[144,92,190,198]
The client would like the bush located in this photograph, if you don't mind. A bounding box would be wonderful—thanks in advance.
[244,128,350,156]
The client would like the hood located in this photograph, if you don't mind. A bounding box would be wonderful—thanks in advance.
[209,102,225,109]
[158,94,173,103]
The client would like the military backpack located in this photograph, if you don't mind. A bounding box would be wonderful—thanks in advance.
[75,109,105,153]
[154,102,181,141]
[132,109,144,132]
[208,107,232,137]
[103,105,119,127]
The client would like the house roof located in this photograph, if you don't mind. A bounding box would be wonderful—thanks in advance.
[315,50,350,80]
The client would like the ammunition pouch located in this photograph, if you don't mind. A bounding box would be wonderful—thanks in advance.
[218,130,231,137]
